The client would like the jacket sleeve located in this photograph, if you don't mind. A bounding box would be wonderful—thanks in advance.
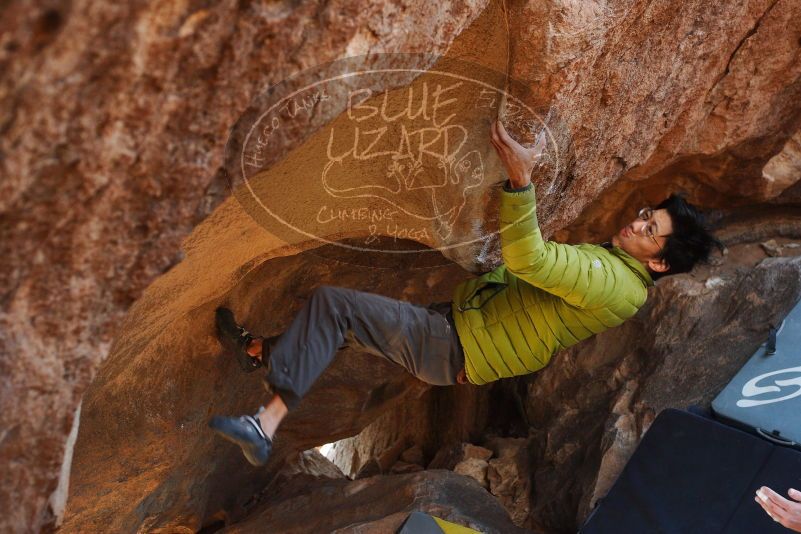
[498,179,606,308]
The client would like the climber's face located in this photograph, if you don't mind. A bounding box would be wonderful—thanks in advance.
[611,207,673,273]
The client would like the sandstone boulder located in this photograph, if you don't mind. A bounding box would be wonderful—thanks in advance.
[454,457,490,489]
[2,0,800,531]
[486,436,532,528]
[220,470,530,534]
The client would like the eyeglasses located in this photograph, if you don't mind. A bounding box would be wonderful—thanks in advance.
[637,207,666,251]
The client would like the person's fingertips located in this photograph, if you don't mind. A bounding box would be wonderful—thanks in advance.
[494,121,508,143]
[498,121,512,142]
[498,121,509,139]
[789,488,801,500]
[757,489,768,502]
[763,486,780,497]
[762,487,782,503]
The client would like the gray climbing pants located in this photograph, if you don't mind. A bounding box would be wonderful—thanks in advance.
[263,285,465,410]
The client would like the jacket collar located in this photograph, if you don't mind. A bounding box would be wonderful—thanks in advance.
[599,241,655,287]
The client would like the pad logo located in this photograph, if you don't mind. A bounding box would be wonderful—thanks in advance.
[736,365,801,407]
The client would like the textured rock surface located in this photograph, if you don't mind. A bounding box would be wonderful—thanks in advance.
[1,0,800,532]
[286,449,345,480]
[60,245,465,532]
[544,0,801,242]
[328,380,490,478]
[454,457,490,488]
[762,130,801,198]
[220,470,529,534]
[0,1,489,532]
[485,436,532,527]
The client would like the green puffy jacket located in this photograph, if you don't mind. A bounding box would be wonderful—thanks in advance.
[450,181,654,385]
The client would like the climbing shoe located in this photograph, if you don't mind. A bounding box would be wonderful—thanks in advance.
[209,413,272,467]
[215,307,262,373]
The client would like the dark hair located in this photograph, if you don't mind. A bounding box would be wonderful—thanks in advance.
[652,194,723,279]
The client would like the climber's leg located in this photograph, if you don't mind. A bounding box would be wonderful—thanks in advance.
[261,285,465,411]
[245,334,281,363]
[210,286,464,467]
[247,337,263,358]
[215,307,266,373]
[256,393,287,439]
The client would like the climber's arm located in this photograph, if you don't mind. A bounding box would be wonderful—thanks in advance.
[498,181,600,307]
[491,120,602,308]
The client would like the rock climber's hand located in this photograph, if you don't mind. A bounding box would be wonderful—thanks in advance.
[755,485,801,532]
[456,368,468,385]
[489,119,542,189]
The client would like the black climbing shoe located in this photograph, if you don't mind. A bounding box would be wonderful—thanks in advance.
[215,307,262,373]
[209,413,272,467]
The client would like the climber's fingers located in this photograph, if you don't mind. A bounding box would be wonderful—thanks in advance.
[494,119,547,167]
[495,119,515,146]
[531,129,547,159]
[490,120,502,148]
[490,121,509,156]
[489,123,501,152]
[494,119,535,163]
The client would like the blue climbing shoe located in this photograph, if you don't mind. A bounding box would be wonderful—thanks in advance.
[209,413,272,467]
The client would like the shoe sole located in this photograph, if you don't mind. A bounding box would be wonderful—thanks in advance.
[209,416,270,467]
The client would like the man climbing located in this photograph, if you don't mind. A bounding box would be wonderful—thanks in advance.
[209,119,722,466]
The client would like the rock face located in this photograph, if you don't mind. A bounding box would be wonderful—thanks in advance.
[485,437,532,527]
[60,244,467,532]
[220,470,529,534]
[328,379,491,478]
[0,1,489,532]
[762,130,801,199]
[1,0,800,533]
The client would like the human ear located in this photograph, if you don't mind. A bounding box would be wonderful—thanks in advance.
[647,257,670,273]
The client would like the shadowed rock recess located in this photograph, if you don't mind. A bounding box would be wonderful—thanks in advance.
[1,0,800,532]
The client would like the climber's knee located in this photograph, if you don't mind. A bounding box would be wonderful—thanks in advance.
[272,386,301,411]
[311,284,348,305]
[312,284,335,296]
